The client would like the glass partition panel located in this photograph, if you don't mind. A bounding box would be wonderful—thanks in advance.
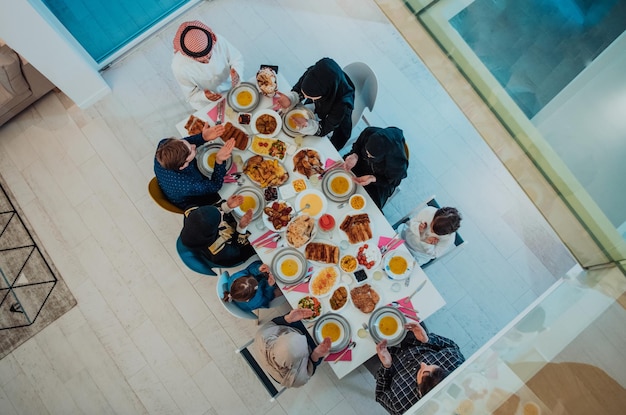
[406,266,626,414]
[402,0,626,272]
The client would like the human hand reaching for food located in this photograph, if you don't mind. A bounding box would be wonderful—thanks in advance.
[226,194,243,209]
[406,322,428,343]
[343,153,358,170]
[204,89,222,101]
[275,91,292,109]
[216,138,235,163]
[353,175,376,186]
[311,337,332,361]
[230,68,240,87]
[285,307,313,323]
[202,123,225,141]
[376,339,392,368]
[239,209,253,228]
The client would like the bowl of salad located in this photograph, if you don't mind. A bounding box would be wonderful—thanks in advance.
[297,296,322,321]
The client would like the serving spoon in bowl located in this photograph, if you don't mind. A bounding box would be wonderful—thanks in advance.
[293,203,310,216]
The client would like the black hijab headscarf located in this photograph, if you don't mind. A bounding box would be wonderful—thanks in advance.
[296,58,354,111]
[180,205,221,248]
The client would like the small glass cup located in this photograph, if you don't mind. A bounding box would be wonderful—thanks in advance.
[255,220,266,231]
[340,240,350,250]
[308,174,320,187]
[294,135,304,148]
[357,328,369,338]
[372,270,384,281]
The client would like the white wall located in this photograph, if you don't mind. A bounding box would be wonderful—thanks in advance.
[533,32,626,228]
[0,0,110,108]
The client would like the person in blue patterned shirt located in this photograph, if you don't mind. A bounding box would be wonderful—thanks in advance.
[154,122,233,209]
[375,322,465,415]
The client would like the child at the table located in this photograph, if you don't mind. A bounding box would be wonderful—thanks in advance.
[222,260,282,312]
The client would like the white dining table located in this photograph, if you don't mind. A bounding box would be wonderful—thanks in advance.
[176,75,446,379]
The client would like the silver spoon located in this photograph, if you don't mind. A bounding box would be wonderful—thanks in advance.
[337,202,347,209]
[390,302,421,322]
[293,203,310,215]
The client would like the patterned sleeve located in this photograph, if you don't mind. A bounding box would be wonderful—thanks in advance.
[375,366,402,415]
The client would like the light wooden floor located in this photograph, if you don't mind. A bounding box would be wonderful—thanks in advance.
[0,0,575,414]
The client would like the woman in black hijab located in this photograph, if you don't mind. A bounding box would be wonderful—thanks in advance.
[180,195,255,267]
[343,126,409,209]
[277,57,355,149]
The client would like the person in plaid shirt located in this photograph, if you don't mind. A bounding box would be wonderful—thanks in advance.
[375,322,465,415]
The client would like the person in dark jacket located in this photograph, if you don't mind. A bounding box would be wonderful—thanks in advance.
[179,195,255,267]
[276,57,355,149]
[343,126,409,208]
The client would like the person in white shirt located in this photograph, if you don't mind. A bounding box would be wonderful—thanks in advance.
[402,206,462,265]
[171,20,244,110]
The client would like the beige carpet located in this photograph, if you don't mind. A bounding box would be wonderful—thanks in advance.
[0,177,76,359]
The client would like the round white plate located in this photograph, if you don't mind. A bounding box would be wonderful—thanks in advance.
[297,296,322,322]
[356,243,382,270]
[251,109,282,138]
[232,186,265,221]
[308,266,340,297]
[321,168,356,202]
[195,142,233,177]
[295,188,328,219]
[271,248,308,285]
[282,106,315,137]
[262,200,293,232]
[313,313,351,353]
[227,82,260,112]
[368,306,407,346]
[328,284,351,313]
[285,214,317,249]
[383,250,414,280]
[291,147,326,179]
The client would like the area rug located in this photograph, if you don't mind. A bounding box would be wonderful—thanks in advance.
[0,178,76,359]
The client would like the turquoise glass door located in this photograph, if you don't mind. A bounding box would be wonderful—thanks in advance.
[41,0,190,64]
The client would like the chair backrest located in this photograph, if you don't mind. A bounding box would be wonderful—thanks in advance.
[216,271,258,320]
[403,141,410,160]
[148,177,184,214]
[343,62,378,127]
[236,339,286,401]
[393,195,466,268]
[175,236,218,276]
[425,197,464,247]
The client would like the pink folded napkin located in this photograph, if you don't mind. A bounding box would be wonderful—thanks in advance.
[272,96,282,111]
[282,267,314,292]
[223,164,240,182]
[251,230,275,246]
[206,105,219,123]
[378,236,405,251]
[287,283,309,293]
[326,348,352,362]
[325,159,337,169]
[390,297,418,320]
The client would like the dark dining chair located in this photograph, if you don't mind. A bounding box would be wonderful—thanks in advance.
[236,338,286,401]
[392,195,465,268]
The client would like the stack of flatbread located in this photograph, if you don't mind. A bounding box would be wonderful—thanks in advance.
[286,215,314,248]
[184,115,206,135]
[256,67,277,96]
[305,242,339,264]
[340,213,372,244]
